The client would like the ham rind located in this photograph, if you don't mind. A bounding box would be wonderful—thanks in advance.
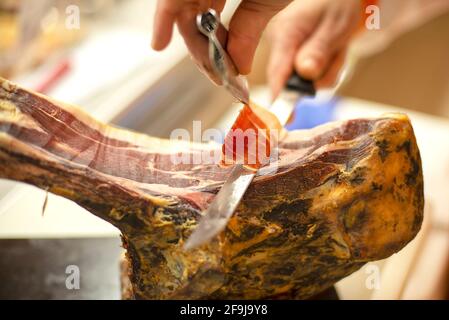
[0,78,424,299]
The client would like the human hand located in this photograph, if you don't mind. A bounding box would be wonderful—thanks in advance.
[267,0,361,97]
[151,0,292,75]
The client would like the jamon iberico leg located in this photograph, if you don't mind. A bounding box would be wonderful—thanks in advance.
[0,78,424,299]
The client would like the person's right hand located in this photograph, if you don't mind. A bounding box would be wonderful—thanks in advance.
[267,0,361,98]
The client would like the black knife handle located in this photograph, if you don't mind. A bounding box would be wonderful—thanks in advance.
[286,72,316,97]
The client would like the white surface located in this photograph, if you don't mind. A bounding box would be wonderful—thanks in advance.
[0,184,120,238]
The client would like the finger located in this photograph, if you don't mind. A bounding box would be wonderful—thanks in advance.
[176,1,211,46]
[175,0,215,42]
[227,1,290,75]
[152,0,214,50]
[176,2,225,84]
[198,0,214,12]
[212,0,226,13]
[267,17,311,99]
[315,48,346,88]
[295,4,358,80]
[151,0,179,51]
[267,42,296,100]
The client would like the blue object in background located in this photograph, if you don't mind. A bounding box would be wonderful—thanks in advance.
[285,96,339,130]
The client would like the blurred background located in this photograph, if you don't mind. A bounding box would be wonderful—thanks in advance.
[0,0,448,299]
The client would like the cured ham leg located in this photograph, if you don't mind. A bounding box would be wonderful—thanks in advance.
[0,78,424,299]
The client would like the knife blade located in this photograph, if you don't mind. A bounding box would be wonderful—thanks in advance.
[184,72,315,250]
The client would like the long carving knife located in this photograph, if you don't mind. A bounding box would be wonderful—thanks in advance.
[184,72,316,250]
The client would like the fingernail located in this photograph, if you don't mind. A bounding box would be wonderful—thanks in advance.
[151,34,161,50]
[299,58,318,77]
[151,37,157,50]
[300,58,317,70]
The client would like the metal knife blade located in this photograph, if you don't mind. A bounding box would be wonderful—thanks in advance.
[184,164,255,250]
[184,73,316,250]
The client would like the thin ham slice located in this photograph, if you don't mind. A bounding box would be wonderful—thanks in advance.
[221,102,283,169]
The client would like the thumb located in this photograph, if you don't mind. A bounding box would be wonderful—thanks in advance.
[227,1,291,75]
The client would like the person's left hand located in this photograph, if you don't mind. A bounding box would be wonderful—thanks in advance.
[151,0,292,75]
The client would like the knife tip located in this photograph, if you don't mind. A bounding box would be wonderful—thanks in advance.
[183,227,217,251]
[183,238,202,251]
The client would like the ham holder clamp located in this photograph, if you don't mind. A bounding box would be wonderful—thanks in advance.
[0,78,424,299]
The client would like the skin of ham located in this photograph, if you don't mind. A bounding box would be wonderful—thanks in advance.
[0,78,424,299]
